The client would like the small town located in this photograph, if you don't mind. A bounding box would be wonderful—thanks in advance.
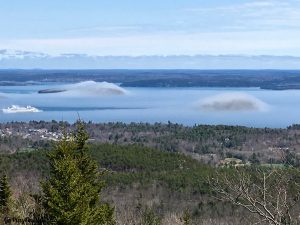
[0,127,63,142]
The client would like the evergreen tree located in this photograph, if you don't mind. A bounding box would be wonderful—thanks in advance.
[42,122,115,225]
[74,122,101,187]
[249,153,259,164]
[0,174,11,215]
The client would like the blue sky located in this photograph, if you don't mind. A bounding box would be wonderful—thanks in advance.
[1,0,300,56]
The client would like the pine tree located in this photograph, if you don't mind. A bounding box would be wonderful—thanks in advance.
[74,122,101,187]
[42,122,115,225]
[0,175,11,215]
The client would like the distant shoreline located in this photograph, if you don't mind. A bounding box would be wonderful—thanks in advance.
[0,69,300,90]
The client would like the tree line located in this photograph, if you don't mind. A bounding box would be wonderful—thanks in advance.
[0,122,300,224]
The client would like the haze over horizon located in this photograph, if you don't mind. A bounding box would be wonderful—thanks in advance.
[1,0,300,56]
[2,51,300,69]
[1,0,300,69]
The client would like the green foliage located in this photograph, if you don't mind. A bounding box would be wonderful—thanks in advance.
[141,208,162,225]
[90,144,213,193]
[0,142,213,195]
[0,174,11,215]
[0,150,49,178]
[42,122,115,225]
[248,153,259,164]
[181,209,192,225]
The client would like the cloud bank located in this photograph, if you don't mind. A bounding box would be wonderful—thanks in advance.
[195,93,268,112]
[3,51,300,69]
[39,81,128,96]
[2,30,300,56]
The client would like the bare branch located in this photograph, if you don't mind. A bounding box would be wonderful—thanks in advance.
[209,167,300,225]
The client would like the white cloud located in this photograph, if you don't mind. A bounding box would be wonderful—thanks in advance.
[232,0,290,10]
[185,1,287,12]
[66,25,143,34]
[185,0,300,31]
[1,1,300,56]
[40,81,128,96]
[194,93,269,112]
[1,29,300,56]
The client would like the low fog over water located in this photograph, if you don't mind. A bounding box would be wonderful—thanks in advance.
[0,82,299,128]
[195,93,268,112]
[38,81,128,96]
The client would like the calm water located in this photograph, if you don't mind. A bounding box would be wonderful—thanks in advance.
[0,83,299,128]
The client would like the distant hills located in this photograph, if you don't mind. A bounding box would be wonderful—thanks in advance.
[1,49,300,69]
[1,69,300,90]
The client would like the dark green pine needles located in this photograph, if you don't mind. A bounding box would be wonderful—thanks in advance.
[0,174,11,215]
[42,122,115,225]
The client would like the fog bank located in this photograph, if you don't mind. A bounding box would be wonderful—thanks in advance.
[195,93,268,112]
[39,81,128,96]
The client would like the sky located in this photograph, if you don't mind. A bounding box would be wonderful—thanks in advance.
[1,0,300,56]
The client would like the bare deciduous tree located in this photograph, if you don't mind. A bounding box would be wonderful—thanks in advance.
[210,168,300,225]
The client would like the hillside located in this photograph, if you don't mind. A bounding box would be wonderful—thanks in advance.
[1,121,300,166]
[0,133,299,224]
